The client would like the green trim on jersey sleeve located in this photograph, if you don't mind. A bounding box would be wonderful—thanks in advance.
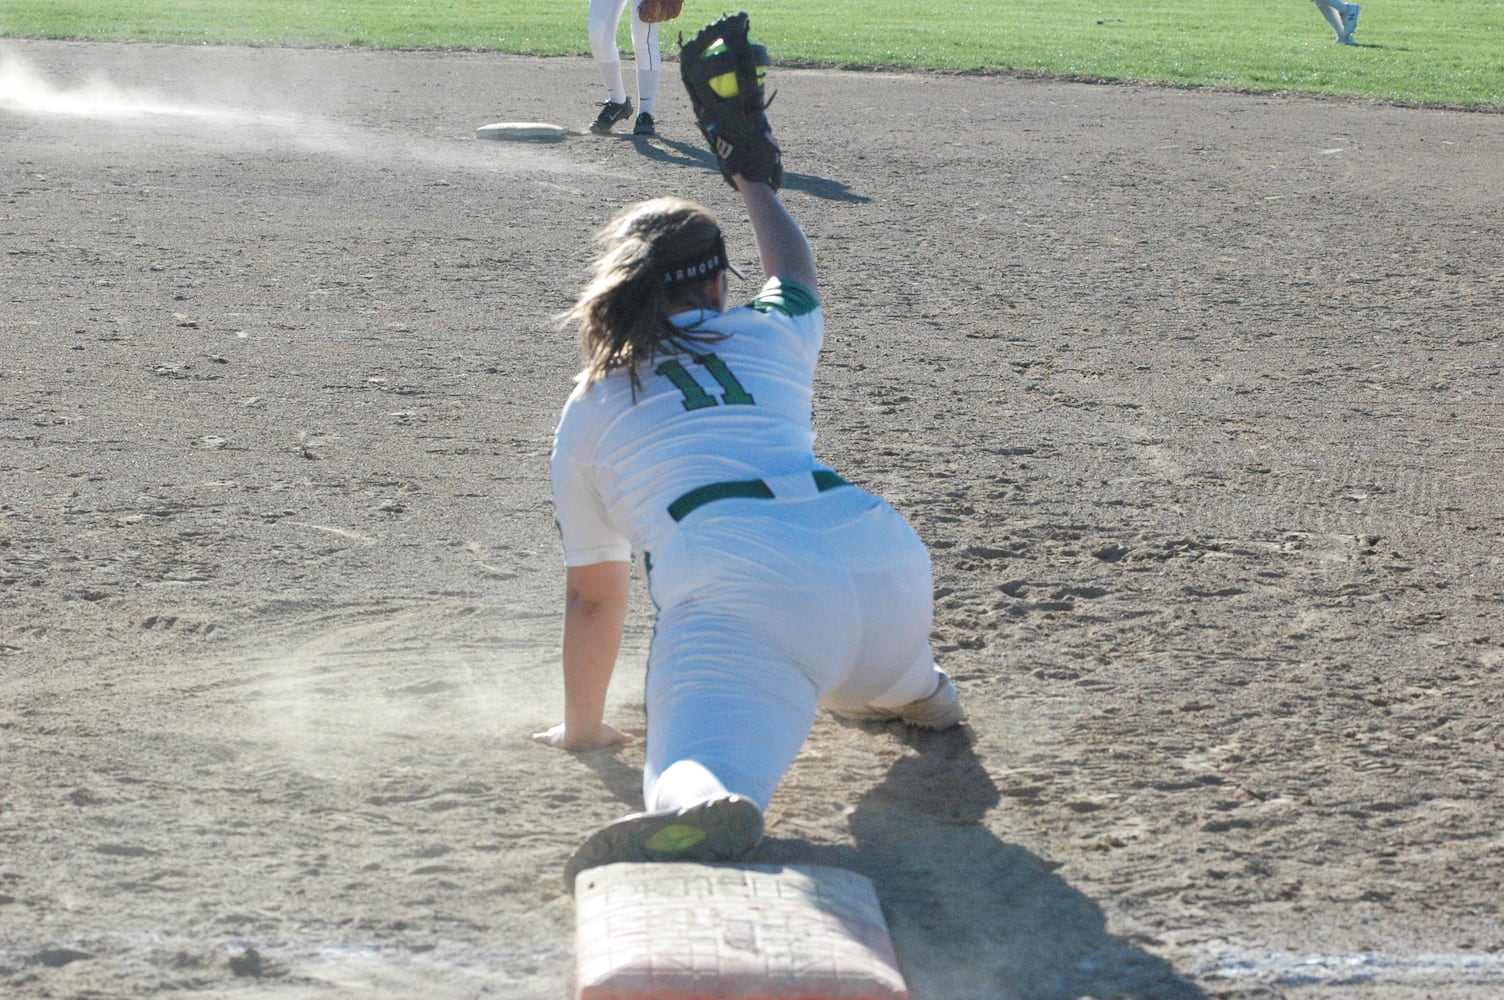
[747,278,819,317]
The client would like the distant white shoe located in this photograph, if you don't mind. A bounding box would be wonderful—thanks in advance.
[831,672,965,730]
[1339,4,1360,44]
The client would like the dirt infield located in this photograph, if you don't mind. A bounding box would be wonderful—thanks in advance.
[2,39,1501,999]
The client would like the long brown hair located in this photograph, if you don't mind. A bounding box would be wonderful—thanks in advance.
[559,197,729,387]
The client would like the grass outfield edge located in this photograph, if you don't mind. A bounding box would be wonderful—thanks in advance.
[4,34,1500,114]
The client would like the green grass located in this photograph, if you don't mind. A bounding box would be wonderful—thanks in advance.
[1,1,1500,108]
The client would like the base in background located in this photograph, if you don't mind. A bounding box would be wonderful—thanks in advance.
[574,862,908,1000]
[475,121,568,142]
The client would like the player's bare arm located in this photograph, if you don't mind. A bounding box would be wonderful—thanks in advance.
[531,560,634,751]
[734,173,818,299]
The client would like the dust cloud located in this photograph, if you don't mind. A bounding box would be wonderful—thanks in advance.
[0,46,596,175]
[0,47,292,125]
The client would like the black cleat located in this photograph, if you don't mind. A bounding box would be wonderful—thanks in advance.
[632,112,656,136]
[588,98,634,135]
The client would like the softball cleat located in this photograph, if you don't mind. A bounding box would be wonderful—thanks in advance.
[564,794,764,893]
[588,98,634,135]
[830,671,965,730]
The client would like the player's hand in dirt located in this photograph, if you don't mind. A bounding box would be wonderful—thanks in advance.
[530,721,635,751]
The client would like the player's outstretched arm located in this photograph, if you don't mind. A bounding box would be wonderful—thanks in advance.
[735,174,818,299]
[682,15,811,291]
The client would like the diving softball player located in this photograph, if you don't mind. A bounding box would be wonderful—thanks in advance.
[532,163,964,891]
[586,0,663,135]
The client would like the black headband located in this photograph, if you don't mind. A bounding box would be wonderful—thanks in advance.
[660,233,744,285]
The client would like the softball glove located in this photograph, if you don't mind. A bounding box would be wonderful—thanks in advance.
[679,13,781,190]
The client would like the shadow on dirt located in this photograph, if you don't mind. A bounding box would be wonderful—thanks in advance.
[761,726,1206,1000]
[575,727,1200,998]
[577,746,647,806]
[633,134,873,203]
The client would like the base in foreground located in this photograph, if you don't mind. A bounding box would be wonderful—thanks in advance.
[574,862,908,1000]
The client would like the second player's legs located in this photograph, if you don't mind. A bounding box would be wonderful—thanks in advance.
[587,0,631,103]
[628,5,662,117]
[588,0,660,114]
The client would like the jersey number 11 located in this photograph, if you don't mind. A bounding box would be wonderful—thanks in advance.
[656,354,755,411]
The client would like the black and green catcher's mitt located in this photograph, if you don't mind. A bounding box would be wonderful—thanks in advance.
[679,13,782,190]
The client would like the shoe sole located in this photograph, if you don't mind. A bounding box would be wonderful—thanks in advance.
[831,674,965,730]
[565,795,763,893]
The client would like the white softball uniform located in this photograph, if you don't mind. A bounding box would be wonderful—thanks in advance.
[551,279,943,812]
[587,0,663,114]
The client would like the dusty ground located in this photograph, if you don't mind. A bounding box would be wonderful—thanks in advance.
[2,39,1502,1000]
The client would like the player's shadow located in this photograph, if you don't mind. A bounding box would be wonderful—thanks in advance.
[633,134,872,203]
[757,725,1207,1000]
[577,745,648,806]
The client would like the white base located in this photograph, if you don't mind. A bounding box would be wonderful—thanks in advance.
[574,863,908,1000]
[475,121,568,142]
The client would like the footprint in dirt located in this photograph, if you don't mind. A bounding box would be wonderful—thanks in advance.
[140,615,219,635]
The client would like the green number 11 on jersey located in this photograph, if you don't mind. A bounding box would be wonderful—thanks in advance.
[656,354,756,411]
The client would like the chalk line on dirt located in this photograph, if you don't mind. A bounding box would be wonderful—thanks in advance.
[1201,948,1504,988]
